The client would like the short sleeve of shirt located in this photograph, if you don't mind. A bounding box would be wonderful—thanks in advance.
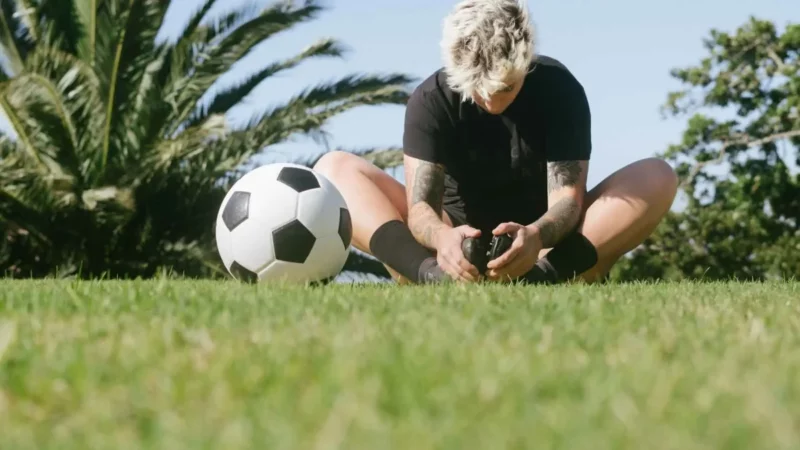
[402,88,452,164]
[544,72,592,162]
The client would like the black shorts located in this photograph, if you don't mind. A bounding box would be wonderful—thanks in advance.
[443,204,468,227]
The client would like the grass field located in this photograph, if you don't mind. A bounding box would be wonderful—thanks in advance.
[0,280,799,449]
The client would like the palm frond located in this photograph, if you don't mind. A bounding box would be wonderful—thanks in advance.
[355,147,405,169]
[240,73,411,136]
[111,0,174,169]
[0,189,53,245]
[163,0,327,136]
[191,38,346,126]
[198,74,411,176]
[71,0,96,62]
[176,0,217,45]
[0,168,63,213]
[303,147,404,169]
[283,73,413,111]
[138,113,228,180]
[21,73,78,159]
[97,0,170,178]
[0,75,84,188]
[0,80,46,171]
[0,0,34,75]
[131,3,244,148]
[24,46,104,175]
[35,0,83,54]
[12,0,37,41]
[91,0,117,85]
[0,137,74,216]
[195,4,258,48]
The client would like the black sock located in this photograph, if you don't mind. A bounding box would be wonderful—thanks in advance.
[522,232,598,284]
[369,220,440,283]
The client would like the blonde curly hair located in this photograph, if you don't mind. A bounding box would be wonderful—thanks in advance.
[440,0,536,102]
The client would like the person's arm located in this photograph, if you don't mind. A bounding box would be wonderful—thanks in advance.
[402,90,453,250]
[527,160,588,248]
[527,71,592,248]
[404,155,450,250]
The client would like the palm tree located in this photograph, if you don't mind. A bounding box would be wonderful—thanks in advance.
[0,0,410,279]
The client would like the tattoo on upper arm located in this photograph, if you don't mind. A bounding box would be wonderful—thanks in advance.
[410,161,445,215]
[547,160,582,194]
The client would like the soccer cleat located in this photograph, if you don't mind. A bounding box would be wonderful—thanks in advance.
[488,234,513,261]
[417,257,451,284]
[461,236,490,274]
[462,234,513,275]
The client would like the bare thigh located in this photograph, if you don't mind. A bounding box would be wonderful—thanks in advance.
[313,151,453,253]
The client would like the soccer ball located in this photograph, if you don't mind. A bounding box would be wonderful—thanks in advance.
[215,163,352,284]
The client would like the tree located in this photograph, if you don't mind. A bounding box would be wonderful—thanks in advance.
[612,17,800,281]
[0,0,411,278]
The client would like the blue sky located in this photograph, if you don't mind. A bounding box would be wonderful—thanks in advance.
[161,0,798,189]
[1,1,795,190]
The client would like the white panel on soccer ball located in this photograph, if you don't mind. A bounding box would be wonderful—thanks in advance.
[304,233,349,281]
[296,171,348,238]
[259,259,316,283]
[215,220,235,270]
[245,178,299,229]
[230,218,275,273]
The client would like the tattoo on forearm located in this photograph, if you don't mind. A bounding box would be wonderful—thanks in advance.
[407,162,447,248]
[533,197,581,248]
[410,162,445,214]
[409,214,447,249]
[547,160,581,194]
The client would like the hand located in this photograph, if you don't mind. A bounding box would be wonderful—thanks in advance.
[485,222,542,282]
[435,225,482,282]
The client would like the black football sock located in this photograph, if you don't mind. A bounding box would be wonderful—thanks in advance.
[522,232,598,284]
[369,220,445,284]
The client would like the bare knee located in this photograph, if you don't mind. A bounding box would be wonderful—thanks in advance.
[313,150,363,180]
[632,157,679,209]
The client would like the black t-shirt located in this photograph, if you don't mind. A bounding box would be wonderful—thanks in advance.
[403,55,591,232]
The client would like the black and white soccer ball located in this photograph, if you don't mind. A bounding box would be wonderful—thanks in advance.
[215,163,352,283]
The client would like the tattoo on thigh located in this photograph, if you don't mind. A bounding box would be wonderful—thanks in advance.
[410,162,445,214]
[547,160,581,194]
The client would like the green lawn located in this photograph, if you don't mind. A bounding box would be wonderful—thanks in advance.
[0,280,798,449]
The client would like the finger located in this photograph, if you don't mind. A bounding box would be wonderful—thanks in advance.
[486,270,513,283]
[442,256,475,282]
[486,238,524,270]
[452,256,479,280]
[492,222,521,235]
[437,257,460,281]
[458,226,482,238]
[445,249,479,277]
[486,264,515,282]
[489,257,527,281]
[459,255,481,276]
[443,262,468,282]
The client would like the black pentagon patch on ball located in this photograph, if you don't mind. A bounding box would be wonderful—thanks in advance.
[229,261,258,283]
[338,207,352,248]
[222,191,250,231]
[272,219,316,263]
[277,166,320,193]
